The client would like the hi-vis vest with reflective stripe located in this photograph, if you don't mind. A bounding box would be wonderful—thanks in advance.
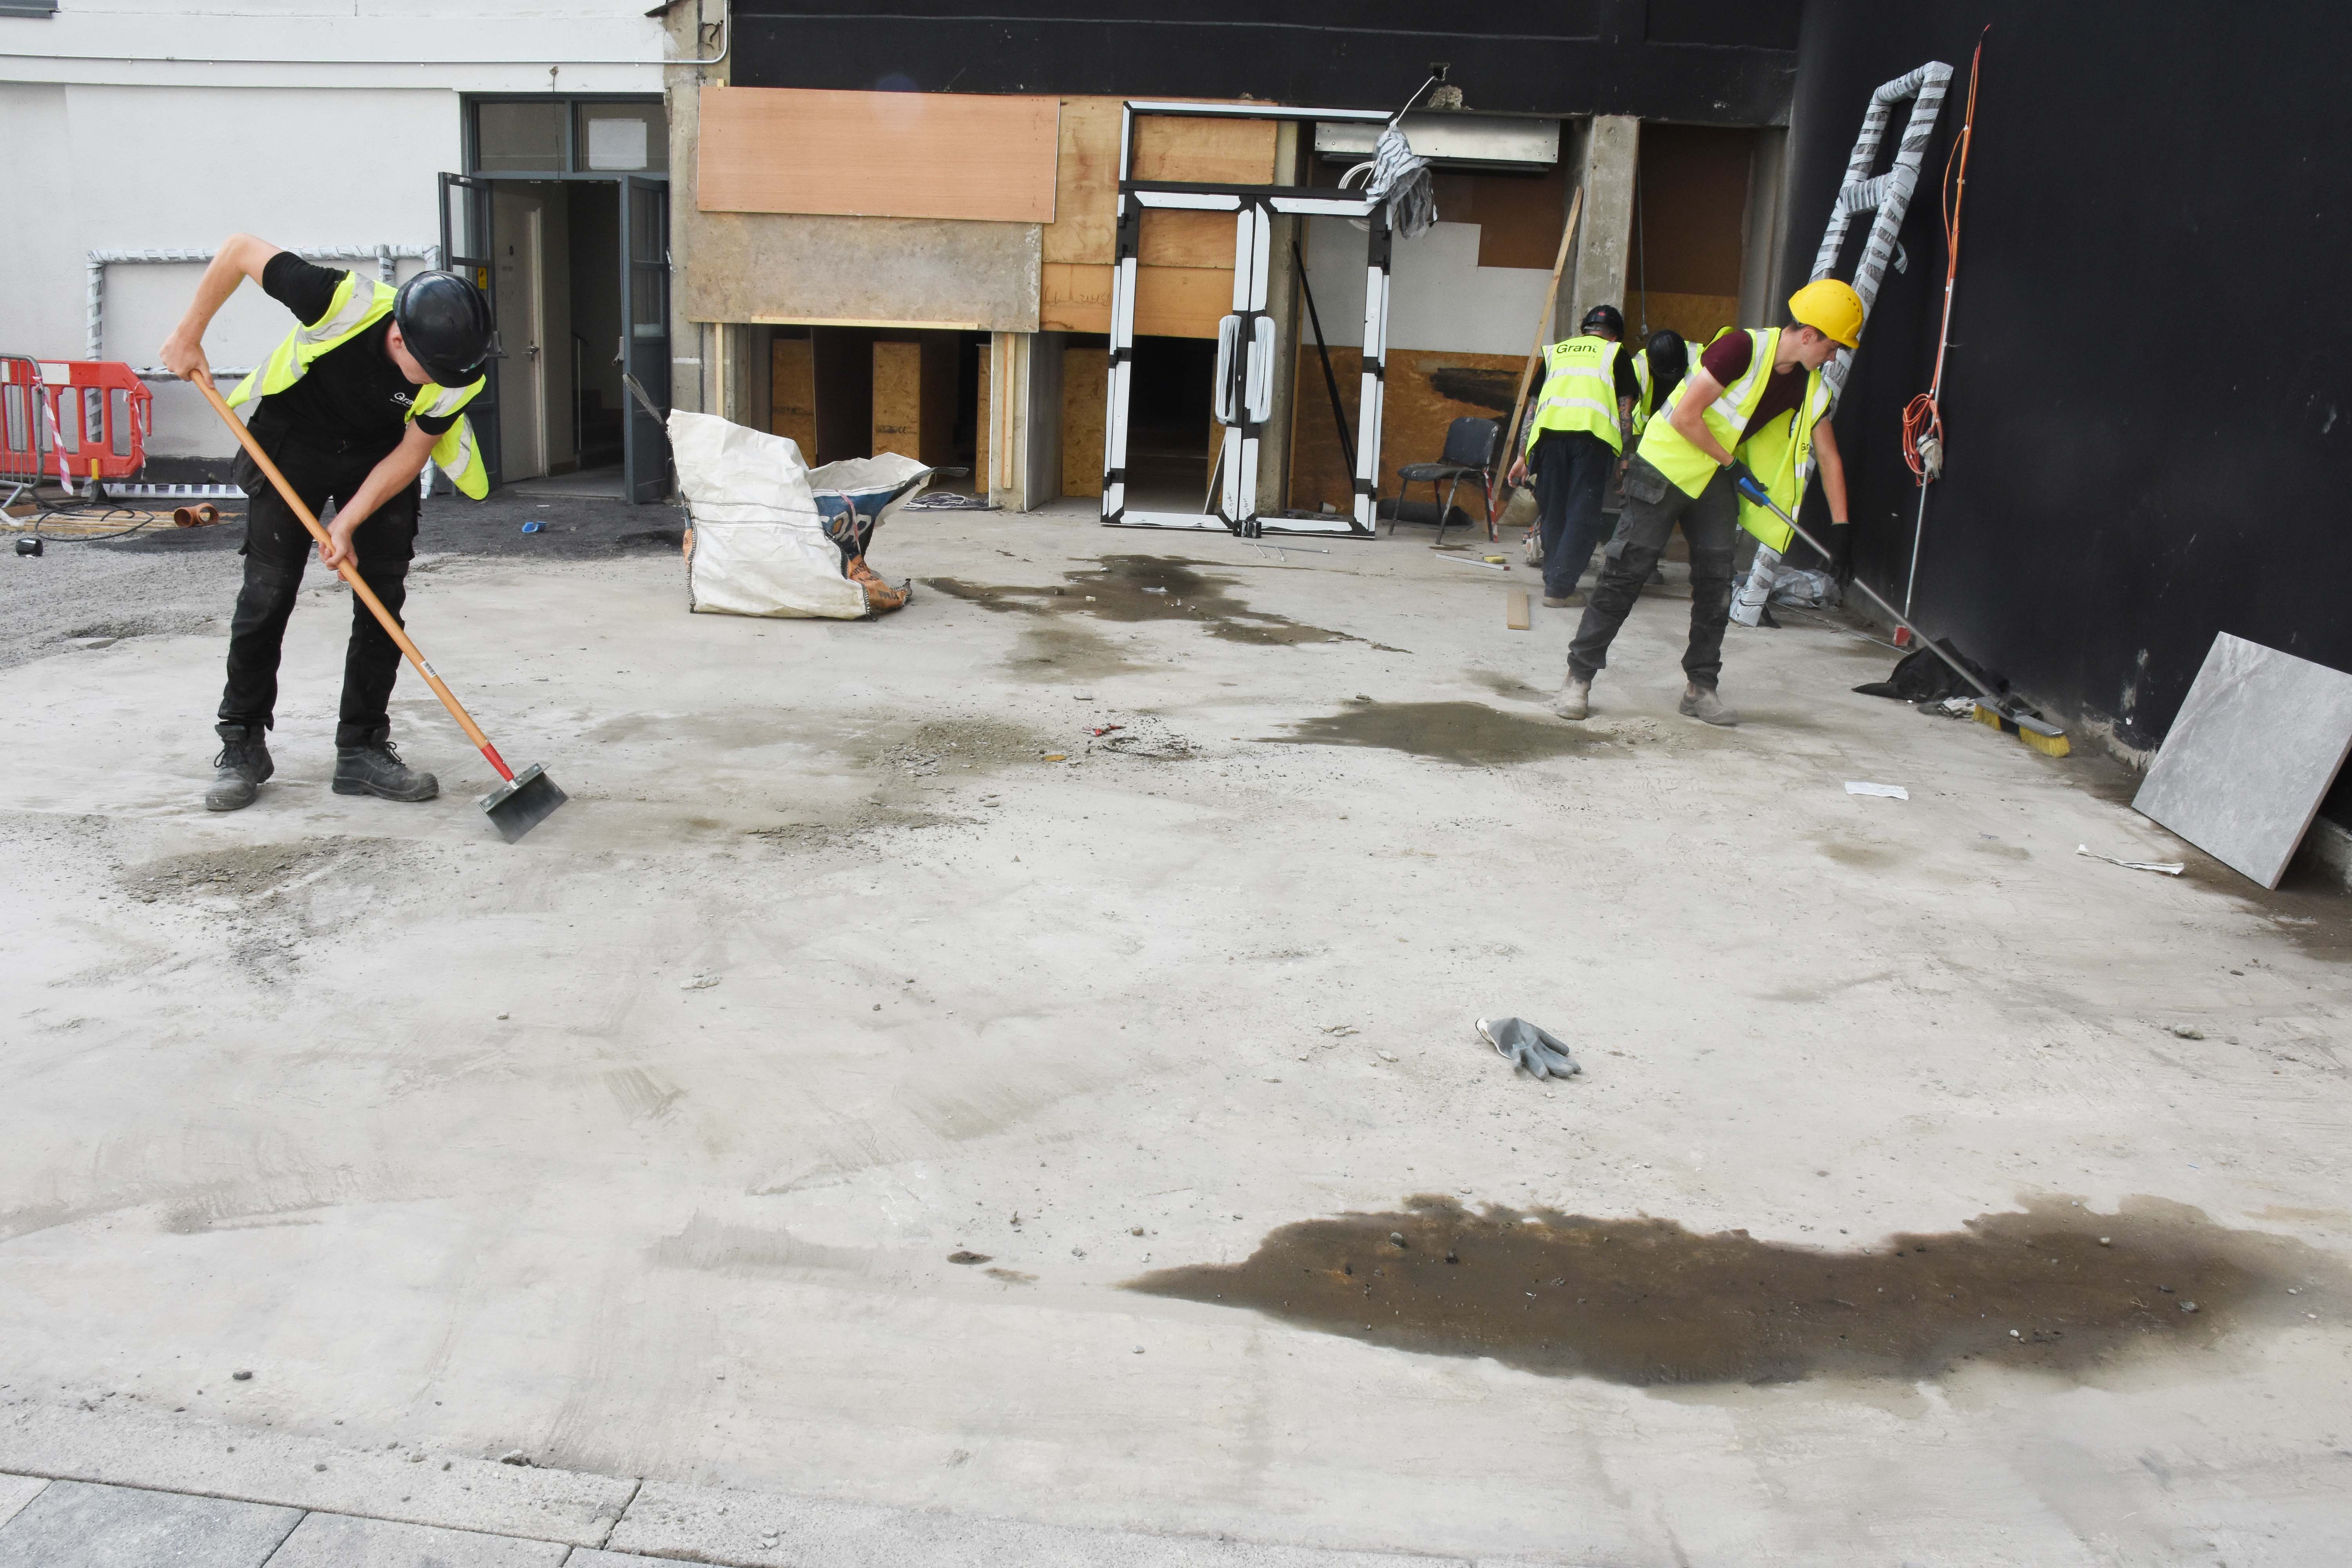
[1529,334,1624,453]
[1636,326,1831,553]
[227,274,488,499]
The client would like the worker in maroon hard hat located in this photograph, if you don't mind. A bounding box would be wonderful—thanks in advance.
[160,236,493,814]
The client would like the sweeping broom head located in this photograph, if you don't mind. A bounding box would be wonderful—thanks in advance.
[477,762,568,842]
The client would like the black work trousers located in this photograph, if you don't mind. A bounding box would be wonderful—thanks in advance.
[1566,456,1738,690]
[1533,428,1615,600]
[218,430,418,747]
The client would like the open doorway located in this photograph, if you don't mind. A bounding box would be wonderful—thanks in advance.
[1121,334,1216,513]
[453,94,669,501]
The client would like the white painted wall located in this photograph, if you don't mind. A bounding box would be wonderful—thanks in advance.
[1301,217,1553,357]
[0,0,669,461]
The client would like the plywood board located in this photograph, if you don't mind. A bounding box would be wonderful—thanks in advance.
[698,86,1058,223]
[1134,267,1233,341]
[1141,209,1240,269]
[1134,115,1279,185]
[770,335,817,459]
[1062,344,1107,498]
[871,338,958,466]
[1042,263,1231,339]
[2132,632,2352,887]
[1044,96,1123,267]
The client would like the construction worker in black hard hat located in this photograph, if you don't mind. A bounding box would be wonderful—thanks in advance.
[160,236,495,813]
[1504,302,1640,608]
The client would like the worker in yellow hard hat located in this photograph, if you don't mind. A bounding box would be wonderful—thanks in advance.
[1553,278,1860,726]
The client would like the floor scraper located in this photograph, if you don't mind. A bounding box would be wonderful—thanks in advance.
[196,376,569,841]
[1734,475,2069,757]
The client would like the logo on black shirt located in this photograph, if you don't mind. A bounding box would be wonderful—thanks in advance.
[392,390,416,408]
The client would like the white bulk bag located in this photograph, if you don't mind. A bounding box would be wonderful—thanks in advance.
[669,410,868,619]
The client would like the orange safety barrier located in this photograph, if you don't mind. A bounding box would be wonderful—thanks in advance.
[0,357,154,489]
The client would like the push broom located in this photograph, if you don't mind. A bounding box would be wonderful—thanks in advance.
[196,374,569,840]
[1735,475,2069,757]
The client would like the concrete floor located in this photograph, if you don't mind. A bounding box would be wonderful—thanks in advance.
[3,501,2350,1565]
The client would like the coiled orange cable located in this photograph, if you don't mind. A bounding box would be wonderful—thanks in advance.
[1903,30,1987,484]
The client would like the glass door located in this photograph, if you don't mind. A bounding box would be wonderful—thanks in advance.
[437,172,502,488]
[619,174,671,505]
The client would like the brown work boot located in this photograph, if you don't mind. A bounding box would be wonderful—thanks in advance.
[1679,682,1739,726]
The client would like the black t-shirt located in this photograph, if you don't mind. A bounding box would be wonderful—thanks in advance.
[251,255,457,457]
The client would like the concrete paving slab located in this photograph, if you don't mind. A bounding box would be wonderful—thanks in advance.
[0,1478,298,1567]
[0,1403,636,1547]
[0,1477,44,1531]
[266,1510,571,1566]
[608,1479,1471,1568]
[4,510,2352,1563]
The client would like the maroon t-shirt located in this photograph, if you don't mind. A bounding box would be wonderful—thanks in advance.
[1699,332,1809,432]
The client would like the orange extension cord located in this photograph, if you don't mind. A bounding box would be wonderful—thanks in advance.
[1902,31,1987,484]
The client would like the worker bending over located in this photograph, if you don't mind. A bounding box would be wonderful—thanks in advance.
[160,238,494,811]
[1626,329,1689,442]
[1553,280,1859,726]
[1505,304,1639,608]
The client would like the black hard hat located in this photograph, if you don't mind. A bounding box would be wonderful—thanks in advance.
[1580,304,1626,338]
[394,271,494,386]
[1646,329,1688,374]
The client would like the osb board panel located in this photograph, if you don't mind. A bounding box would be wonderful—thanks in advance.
[873,339,958,467]
[1289,348,1521,515]
[1638,291,1742,349]
[1042,97,1279,269]
[698,85,1058,223]
[1040,263,1230,339]
[680,208,1039,332]
[1062,344,1107,498]
[770,336,817,458]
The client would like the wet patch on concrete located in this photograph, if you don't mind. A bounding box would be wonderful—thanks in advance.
[1008,621,1152,683]
[1817,838,1906,870]
[1128,1196,2346,1387]
[1467,669,1549,704]
[926,555,1366,648]
[1261,700,1599,767]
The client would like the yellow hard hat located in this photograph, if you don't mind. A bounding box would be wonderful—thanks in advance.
[1787,278,1864,349]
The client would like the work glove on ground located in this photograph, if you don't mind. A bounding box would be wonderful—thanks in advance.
[1476,1016,1581,1081]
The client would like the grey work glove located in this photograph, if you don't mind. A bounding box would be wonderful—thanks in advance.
[1476,1016,1581,1080]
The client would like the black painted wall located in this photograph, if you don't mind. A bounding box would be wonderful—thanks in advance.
[731,0,1799,124]
[1783,1,2352,756]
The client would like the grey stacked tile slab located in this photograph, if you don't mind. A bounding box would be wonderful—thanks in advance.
[0,1478,44,1533]
[265,1510,572,1566]
[2133,631,2352,887]
[0,1479,299,1567]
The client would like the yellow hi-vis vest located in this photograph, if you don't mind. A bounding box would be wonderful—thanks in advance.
[1636,326,1831,553]
[1528,334,1624,454]
[1628,350,1654,437]
[227,273,489,499]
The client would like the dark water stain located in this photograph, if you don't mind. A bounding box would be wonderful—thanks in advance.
[1127,1196,2346,1387]
[925,555,1368,648]
[1009,621,1150,683]
[1262,701,1599,767]
[1467,668,1548,704]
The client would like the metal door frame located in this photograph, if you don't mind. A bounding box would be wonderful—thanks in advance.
[1103,101,1393,539]
[437,172,503,489]
[619,173,672,504]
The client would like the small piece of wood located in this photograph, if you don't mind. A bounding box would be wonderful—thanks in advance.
[1506,588,1531,630]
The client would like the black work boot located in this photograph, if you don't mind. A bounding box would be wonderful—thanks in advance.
[205,723,274,812]
[333,728,439,802]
